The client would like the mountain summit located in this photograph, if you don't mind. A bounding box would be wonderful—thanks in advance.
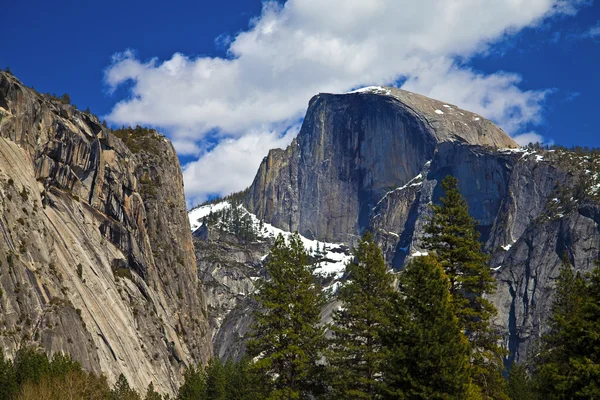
[246,86,517,244]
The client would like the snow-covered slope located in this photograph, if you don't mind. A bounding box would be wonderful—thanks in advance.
[188,202,353,281]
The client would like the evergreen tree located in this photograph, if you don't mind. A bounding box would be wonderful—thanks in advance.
[248,233,326,399]
[382,256,472,399]
[145,382,163,400]
[505,362,536,400]
[423,176,506,399]
[327,232,394,399]
[206,358,227,400]
[533,258,600,399]
[224,357,263,400]
[111,373,141,400]
[177,365,207,400]
[0,350,17,400]
[14,347,50,386]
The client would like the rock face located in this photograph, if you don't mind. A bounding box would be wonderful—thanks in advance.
[193,226,269,362]
[0,71,211,395]
[243,86,599,366]
[245,87,517,244]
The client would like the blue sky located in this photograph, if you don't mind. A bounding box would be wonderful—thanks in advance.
[2,0,600,205]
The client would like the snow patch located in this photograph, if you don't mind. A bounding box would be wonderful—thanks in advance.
[411,251,429,257]
[347,86,391,96]
[188,201,231,231]
[434,109,444,115]
[188,201,353,283]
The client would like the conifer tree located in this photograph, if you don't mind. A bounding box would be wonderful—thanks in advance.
[505,362,536,400]
[206,358,227,400]
[177,365,207,400]
[248,233,326,399]
[327,232,394,399]
[382,256,472,399]
[533,257,600,399]
[144,382,163,400]
[0,350,17,400]
[111,373,141,400]
[423,176,506,399]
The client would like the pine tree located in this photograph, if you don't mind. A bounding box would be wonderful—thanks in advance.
[505,362,536,400]
[382,256,472,399]
[423,176,506,399]
[533,258,600,399]
[177,365,207,400]
[111,373,141,400]
[144,382,163,400]
[224,357,263,400]
[327,232,394,399]
[0,350,17,400]
[206,358,227,400]
[248,233,326,399]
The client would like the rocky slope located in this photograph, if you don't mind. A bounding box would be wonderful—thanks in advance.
[189,201,352,361]
[0,71,211,395]
[237,85,600,366]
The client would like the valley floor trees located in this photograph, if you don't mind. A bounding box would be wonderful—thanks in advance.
[424,176,507,400]
[247,233,327,399]
[327,232,394,399]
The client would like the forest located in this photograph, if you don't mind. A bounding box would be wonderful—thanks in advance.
[1,176,598,399]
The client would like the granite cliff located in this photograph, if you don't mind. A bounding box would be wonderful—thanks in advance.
[0,71,211,395]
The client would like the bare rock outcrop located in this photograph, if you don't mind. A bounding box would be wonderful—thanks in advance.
[0,71,211,395]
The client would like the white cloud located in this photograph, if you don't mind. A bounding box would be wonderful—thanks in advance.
[104,0,586,204]
[512,132,546,146]
[183,125,299,206]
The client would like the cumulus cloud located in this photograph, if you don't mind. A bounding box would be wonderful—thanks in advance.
[104,0,586,204]
[183,125,299,206]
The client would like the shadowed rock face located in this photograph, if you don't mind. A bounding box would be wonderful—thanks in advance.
[246,88,517,244]
[241,86,600,367]
[0,71,211,395]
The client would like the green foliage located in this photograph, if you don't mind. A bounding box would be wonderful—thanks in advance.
[194,188,250,209]
[506,362,536,400]
[144,382,164,400]
[0,350,18,400]
[201,198,258,242]
[423,176,507,399]
[383,256,472,399]
[532,257,600,399]
[327,231,394,399]
[112,125,163,154]
[206,358,227,400]
[248,233,326,399]
[112,266,133,281]
[111,373,141,400]
[4,67,12,75]
[77,263,83,279]
[14,347,51,386]
[177,365,207,400]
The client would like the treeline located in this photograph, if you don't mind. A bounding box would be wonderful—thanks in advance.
[0,347,162,399]
[180,175,598,399]
[201,198,259,242]
[112,125,163,154]
[189,175,506,399]
[525,141,600,155]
